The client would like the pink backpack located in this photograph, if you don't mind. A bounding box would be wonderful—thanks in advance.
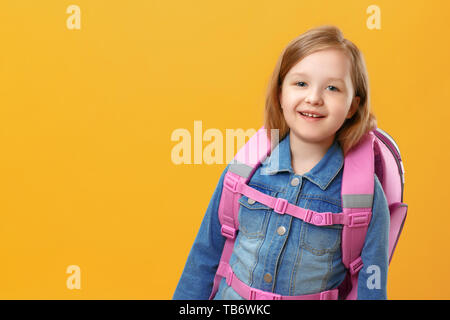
[209,126,407,300]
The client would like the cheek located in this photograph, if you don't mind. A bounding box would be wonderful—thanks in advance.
[330,105,352,123]
[328,96,350,111]
[280,89,302,109]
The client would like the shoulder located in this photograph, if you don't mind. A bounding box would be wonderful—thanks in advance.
[373,173,387,204]
[374,174,382,192]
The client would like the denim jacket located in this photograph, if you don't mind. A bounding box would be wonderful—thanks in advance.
[173,133,390,300]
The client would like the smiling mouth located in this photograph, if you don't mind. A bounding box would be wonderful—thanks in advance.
[298,111,325,118]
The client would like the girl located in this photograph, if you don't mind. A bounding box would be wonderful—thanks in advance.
[173,25,390,300]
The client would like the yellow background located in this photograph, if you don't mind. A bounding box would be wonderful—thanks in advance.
[0,0,448,299]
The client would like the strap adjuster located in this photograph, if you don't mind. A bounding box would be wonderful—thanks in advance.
[348,212,370,228]
[224,175,239,193]
[273,198,288,214]
[221,225,237,239]
[349,257,364,275]
[320,289,339,300]
[249,288,282,300]
[225,267,234,286]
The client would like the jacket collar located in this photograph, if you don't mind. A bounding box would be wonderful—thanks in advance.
[261,132,344,190]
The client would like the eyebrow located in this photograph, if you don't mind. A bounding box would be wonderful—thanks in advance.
[289,72,345,83]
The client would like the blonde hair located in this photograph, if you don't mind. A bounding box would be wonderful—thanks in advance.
[264,25,376,156]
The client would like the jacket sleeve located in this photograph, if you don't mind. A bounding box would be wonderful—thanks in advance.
[356,174,390,300]
[172,164,229,300]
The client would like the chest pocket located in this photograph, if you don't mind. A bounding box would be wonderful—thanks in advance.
[299,198,343,256]
[237,185,277,238]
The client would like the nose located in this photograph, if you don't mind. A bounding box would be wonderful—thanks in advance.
[305,88,323,106]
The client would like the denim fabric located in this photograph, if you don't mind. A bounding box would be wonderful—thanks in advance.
[173,133,390,300]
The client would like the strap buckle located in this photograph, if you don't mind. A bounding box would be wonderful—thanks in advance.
[273,198,288,214]
[304,210,313,223]
[310,212,333,226]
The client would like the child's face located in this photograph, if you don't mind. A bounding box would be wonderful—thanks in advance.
[279,48,360,145]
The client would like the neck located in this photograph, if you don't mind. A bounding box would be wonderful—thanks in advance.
[289,131,335,175]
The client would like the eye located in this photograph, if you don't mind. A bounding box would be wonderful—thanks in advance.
[327,85,339,92]
[295,81,307,87]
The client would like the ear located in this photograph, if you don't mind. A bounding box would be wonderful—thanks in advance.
[346,96,360,119]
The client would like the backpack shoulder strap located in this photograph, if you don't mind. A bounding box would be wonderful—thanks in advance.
[218,126,274,238]
[339,131,375,300]
[209,126,273,299]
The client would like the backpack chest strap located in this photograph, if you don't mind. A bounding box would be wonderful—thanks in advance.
[224,173,370,228]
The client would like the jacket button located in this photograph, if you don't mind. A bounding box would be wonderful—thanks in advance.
[290,177,300,186]
[277,226,286,236]
[247,198,256,205]
[264,273,272,283]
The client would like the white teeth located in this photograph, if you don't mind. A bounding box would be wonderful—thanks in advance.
[301,112,321,118]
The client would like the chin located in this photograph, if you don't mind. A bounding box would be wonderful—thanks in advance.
[290,129,326,143]
[292,130,334,143]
